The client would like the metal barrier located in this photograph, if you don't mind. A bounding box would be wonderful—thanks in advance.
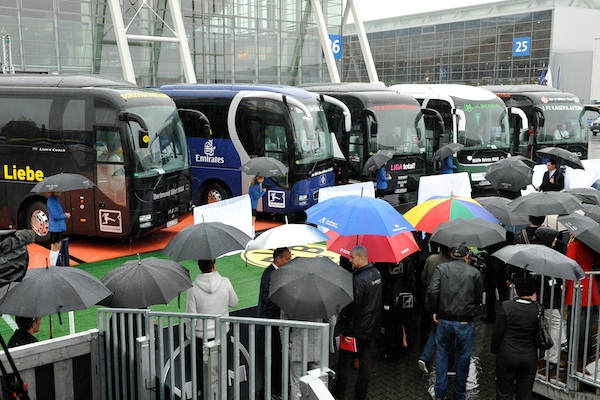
[0,329,101,400]
[97,308,332,400]
[531,271,600,399]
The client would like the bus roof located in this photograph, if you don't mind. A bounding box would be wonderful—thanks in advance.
[158,83,315,100]
[0,74,136,89]
[390,83,499,102]
[481,84,580,102]
[302,82,393,93]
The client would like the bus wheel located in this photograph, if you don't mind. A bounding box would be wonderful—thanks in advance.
[202,183,228,204]
[26,201,51,243]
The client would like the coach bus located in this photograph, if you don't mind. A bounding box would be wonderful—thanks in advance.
[0,75,193,243]
[391,84,528,189]
[304,82,444,207]
[158,84,341,216]
[482,85,600,161]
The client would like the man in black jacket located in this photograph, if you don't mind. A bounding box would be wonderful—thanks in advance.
[537,159,564,192]
[428,246,483,400]
[331,246,382,400]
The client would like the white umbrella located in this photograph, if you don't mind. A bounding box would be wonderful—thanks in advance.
[245,223,330,250]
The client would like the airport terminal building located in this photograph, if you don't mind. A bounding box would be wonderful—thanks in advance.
[0,0,343,86]
[343,0,600,102]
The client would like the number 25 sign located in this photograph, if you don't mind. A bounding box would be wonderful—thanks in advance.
[513,37,531,57]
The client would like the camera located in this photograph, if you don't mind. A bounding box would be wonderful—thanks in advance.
[469,251,488,273]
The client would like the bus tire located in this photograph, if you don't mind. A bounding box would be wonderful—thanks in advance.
[201,182,229,204]
[26,201,51,243]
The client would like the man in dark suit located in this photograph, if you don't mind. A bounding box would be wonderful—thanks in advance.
[537,159,564,192]
[257,247,291,399]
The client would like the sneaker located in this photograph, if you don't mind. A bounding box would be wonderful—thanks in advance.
[418,359,429,374]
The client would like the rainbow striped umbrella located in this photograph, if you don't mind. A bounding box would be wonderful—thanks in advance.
[404,195,499,233]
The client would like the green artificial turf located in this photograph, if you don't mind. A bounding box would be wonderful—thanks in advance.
[0,252,265,342]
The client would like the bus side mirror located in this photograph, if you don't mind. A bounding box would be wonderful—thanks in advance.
[370,120,378,137]
[303,116,315,140]
[139,130,150,148]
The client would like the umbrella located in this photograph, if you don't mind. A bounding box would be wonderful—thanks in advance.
[403,195,499,233]
[557,213,600,255]
[326,231,419,263]
[508,192,582,217]
[162,221,252,262]
[268,257,353,319]
[510,155,536,168]
[240,156,288,177]
[537,147,585,170]
[492,244,585,281]
[562,188,600,205]
[30,172,95,193]
[433,143,464,162]
[245,223,330,251]
[582,204,600,223]
[0,266,112,317]
[99,256,192,308]
[362,149,395,175]
[305,195,415,236]
[475,196,529,226]
[430,218,507,249]
[485,158,533,192]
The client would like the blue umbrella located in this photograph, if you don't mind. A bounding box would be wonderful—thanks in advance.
[305,195,415,236]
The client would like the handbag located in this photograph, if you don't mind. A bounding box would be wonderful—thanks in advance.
[535,302,554,351]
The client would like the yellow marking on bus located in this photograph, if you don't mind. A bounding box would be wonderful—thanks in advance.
[3,164,44,181]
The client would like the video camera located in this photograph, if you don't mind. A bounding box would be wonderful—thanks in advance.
[469,250,488,273]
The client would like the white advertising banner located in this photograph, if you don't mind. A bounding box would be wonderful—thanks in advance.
[317,182,376,202]
[193,194,254,238]
[417,172,472,204]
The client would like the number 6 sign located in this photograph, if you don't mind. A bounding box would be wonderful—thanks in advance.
[328,34,342,59]
[513,37,531,57]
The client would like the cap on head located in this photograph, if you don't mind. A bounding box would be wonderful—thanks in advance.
[452,245,469,258]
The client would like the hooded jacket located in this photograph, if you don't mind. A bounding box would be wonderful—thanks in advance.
[185,271,238,339]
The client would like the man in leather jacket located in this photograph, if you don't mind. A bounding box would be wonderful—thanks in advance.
[427,246,483,400]
[331,246,382,400]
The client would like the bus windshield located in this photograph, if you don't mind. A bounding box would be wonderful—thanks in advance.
[128,105,189,176]
[455,100,510,150]
[537,103,587,143]
[371,104,424,155]
[291,103,332,165]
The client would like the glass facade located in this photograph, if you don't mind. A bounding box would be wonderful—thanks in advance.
[343,10,553,86]
[0,0,342,85]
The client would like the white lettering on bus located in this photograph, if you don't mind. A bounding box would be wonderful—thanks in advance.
[153,185,186,200]
[195,154,225,164]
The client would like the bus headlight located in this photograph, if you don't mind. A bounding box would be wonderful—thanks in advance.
[139,214,153,223]
[139,222,152,229]
[298,194,308,206]
[471,172,486,182]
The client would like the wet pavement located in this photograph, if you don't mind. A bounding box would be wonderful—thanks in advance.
[331,316,550,399]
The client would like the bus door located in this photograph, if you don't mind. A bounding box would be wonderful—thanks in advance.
[421,108,445,170]
[94,127,128,235]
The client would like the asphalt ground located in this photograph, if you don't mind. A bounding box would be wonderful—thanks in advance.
[331,315,551,400]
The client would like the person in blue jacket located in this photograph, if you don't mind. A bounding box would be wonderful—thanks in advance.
[441,155,457,174]
[46,192,70,266]
[376,162,392,198]
[249,175,266,225]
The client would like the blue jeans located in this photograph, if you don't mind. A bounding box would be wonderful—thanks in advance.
[434,320,474,400]
[419,324,437,363]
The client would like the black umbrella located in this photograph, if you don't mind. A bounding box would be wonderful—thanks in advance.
[240,156,288,177]
[269,257,353,320]
[557,213,600,255]
[99,256,192,308]
[508,192,582,216]
[537,147,584,170]
[475,196,529,226]
[433,143,464,162]
[0,266,112,317]
[162,221,252,262]
[30,172,95,193]
[485,158,533,192]
[582,204,600,223]
[492,244,585,281]
[511,155,536,168]
[362,149,395,175]
[562,188,600,205]
[430,218,507,249]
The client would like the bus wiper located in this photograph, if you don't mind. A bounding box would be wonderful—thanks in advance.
[152,171,164,191]
[308,158,321,177]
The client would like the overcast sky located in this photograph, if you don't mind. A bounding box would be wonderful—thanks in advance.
[355,0,501,21]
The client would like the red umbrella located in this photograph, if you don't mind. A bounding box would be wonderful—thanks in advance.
[326,231,419,263]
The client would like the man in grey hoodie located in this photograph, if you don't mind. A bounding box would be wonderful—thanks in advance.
[186,259,239,340]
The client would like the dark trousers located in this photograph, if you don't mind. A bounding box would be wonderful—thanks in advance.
[331,338,374,400]
[495,351,537,400]
[567,306,597,359]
